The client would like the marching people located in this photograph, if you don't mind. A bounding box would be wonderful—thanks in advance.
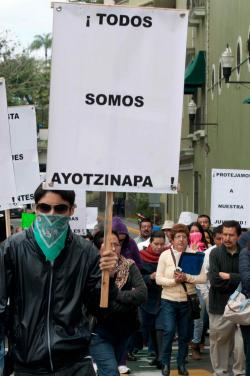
[156,224,206,376]
[188,221,208,360]
[161,220,174,245]
[134,217,153,248]
[239,241,250,376]
[140,230,165,369]
[90,230,147,376]
[0,183,118,376]
[188,222,208,251]
[204,229,214,248]
[111,216,142,373]
[208,220,245,376]
[199,225,223,304]
[197,214,211,231]
[197,225,223,353]
[112,216,142,269]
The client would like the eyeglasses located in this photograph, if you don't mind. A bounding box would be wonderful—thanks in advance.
[36,203,71,214]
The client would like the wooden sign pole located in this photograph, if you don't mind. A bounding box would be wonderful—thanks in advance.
[100,191,113,308]
[5,209,11,238]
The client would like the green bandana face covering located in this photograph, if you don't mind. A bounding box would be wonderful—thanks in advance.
[33,214,70,262]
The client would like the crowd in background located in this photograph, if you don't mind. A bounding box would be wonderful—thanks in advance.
[1,199,250,376]
[88,213,250,376]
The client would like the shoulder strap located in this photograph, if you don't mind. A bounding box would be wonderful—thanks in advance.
[181,282,188,293]
[170,249,188,295]
[170,248,176,267]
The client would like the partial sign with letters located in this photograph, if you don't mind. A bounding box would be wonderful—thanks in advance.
[70,190,86,235]
[0,78,16,210]
[8,105,40,208]
[46,3,188,194]
[69,190,98,235]
[211,168,250,227]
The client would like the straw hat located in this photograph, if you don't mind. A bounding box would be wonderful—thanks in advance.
[161,220,174,230]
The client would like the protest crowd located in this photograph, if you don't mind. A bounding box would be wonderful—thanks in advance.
[1,3,250,376]
[1,192,250,376]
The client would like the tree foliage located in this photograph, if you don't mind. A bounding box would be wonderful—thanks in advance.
[30,33,52,61]
[0,31,50,127]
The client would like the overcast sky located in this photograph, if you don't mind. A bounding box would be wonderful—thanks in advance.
[0,0,53,49]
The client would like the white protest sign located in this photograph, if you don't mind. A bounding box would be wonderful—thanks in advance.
[70,207,98,235]
[7,105,40,208]
[0,78,16,210]
[46,4,188,193]
[211,169,250,227]
[86,207,98,230]
[178,211,198,225]
[69,190,98,234]
[70,190,86,235]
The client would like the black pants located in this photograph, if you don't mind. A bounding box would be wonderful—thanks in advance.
[14,358,96,376]
[241,325,250,376]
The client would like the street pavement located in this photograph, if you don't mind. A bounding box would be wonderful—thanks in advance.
[125,344,213,376]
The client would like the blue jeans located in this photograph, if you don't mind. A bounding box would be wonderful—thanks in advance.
[241,325,250,376]
[90,332,127,376]
[160,299,190,367]
[0,340,4,376]
[192,288,206,344]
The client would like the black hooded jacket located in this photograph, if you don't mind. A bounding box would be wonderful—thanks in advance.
[0,227,117,374]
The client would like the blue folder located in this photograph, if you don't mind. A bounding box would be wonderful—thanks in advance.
[178,252,205,275]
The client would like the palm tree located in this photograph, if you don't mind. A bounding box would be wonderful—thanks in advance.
[30,33,52,61]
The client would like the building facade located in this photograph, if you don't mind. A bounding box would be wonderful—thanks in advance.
[176,0,250,222]
[116,0,250,223]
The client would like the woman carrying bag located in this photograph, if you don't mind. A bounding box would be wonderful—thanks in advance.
[156,224,206,376]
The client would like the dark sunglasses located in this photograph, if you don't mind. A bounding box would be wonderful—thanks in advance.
[36,203,71,214]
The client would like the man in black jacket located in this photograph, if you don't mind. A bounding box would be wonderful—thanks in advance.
[0,184,118,376]
[208,220,245,376]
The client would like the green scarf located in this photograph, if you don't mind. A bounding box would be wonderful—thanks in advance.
[33,214,70,262]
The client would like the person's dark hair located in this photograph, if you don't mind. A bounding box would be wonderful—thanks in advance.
[82,230,93,241]
[212,225,223,237]
[197,214,211,225]
[150,230,165,242]
[170,224,189,241]
[93,230,119,250]
[222,220,241,236]
[93,230,104,250]
[241,228,248,233]
[139,217,153,228]
[34,183,75,206]
[188,221,208,247]
[204,229,214,246]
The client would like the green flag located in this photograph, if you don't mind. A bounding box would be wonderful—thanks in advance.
[21,213,36,229]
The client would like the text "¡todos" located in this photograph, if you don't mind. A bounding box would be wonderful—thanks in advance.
[95,13,152,28]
